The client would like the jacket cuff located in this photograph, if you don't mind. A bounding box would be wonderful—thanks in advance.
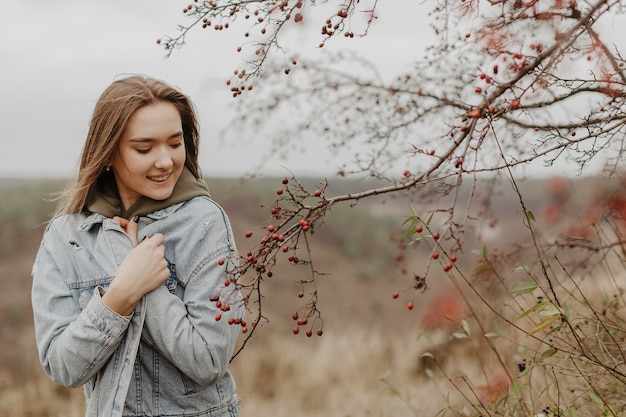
[83,286,132,338]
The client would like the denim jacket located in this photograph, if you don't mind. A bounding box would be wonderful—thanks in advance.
[32,196,243,417]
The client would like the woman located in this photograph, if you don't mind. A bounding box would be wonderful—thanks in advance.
[31,75,243,417]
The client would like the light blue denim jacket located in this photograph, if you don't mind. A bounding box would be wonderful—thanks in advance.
[32,196,242,417]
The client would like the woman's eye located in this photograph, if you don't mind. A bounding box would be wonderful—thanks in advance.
[136,148,151,154]
[170,141,183,148]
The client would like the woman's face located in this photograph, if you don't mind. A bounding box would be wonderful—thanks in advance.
[110,101,186,210]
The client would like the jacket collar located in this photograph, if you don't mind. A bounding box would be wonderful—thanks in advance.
[78,201,188,231]
[86,166,210,220]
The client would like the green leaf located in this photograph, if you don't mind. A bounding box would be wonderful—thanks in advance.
[539,304,562,317]
[421,351,434,359]
[495,394,509,408]
[461,320,471,336]
[510,281,538,295]
[513,265,531,273]
[589,392,603,408]
[425,212,434,226]
[515,301,546,321]
[568,406,579,417]
[471,245,489,258]
[484,332,501,339]
[528,315,558,336]
[471,263,494,277]
[526,210,535,221]
[512,380,522,397]
[452,332,468,339]
[540,347,557,360]
[401,216,415,227]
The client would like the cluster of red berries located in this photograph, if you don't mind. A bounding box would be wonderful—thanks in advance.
[209,293,248,333]
[291,309,323,337]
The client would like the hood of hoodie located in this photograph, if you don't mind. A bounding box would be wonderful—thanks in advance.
[86,166,210,219]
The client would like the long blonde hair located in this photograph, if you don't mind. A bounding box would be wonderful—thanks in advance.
[57,75,201,215]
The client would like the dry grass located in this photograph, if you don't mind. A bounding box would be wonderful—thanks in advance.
[3,177,626,416]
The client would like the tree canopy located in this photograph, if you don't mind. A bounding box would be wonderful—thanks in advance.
[162,1,626,415]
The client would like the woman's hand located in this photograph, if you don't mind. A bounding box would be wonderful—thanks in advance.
[112,215,139,246]
[103,216,170,315]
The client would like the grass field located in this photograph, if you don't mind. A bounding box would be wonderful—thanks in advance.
[2,175,624,416]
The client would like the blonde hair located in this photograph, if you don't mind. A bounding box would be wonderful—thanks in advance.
[57,75,201,214]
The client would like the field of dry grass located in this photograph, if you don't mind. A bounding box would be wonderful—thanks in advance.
[2,175,625,416]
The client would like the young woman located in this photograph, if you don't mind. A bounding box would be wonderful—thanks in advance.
[32,75,243,417]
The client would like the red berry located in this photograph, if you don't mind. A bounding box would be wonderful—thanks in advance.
[468,109,480,118]
[392,292,399,299]
[432,251,439,259]
[450,255,457,262]
[407,302,414,310]
[433,233,440,240]
[276,188,284,195]
[314,189,322,197]
[443,262,453,272]
[317,328,323,336]
[510,100,520,110]
[415,225,423,233]
[306,329,313,337]
[245,231,252,238]
[282,177,289,184]
[297,291,304,298]
[215,313,222,321]
[293,327,300,334]
[218,259,225,265]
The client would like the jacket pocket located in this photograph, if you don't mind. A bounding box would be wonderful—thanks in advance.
[180,370,198,395]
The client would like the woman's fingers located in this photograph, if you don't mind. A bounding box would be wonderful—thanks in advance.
[126,215,140,247]
[112,216,128,229]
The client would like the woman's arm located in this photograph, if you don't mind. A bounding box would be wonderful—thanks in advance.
[31,238,131,388]
[141,200,244,385]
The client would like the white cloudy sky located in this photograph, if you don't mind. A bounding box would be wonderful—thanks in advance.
[1,1,428,179]
[4,2,625,180]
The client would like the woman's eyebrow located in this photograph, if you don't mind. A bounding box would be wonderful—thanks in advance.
[128,131,184,142]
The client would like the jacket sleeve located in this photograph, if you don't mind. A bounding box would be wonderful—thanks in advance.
[31,226,131,388]
[142,200,243,386]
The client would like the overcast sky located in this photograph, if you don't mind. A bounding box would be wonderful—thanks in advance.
[1,1,429,179]
[4,2,625,180]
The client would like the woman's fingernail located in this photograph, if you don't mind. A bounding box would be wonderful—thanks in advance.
[133,215,140,223]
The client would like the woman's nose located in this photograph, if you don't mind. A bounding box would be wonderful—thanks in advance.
[154,148,174,169]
